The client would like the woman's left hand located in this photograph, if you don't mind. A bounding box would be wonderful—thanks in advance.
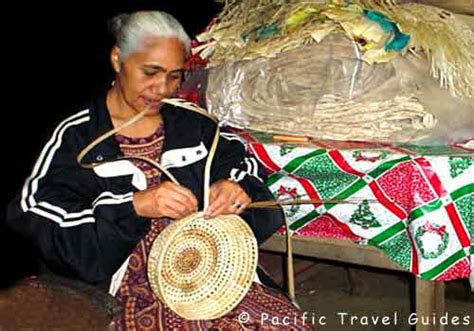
[204,179,251,219]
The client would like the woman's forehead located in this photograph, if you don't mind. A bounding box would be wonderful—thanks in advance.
[127,37,186,67]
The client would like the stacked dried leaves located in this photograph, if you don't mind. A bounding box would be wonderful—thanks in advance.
[196,0,474,97]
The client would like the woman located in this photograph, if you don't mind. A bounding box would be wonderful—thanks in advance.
[7,11,311,330]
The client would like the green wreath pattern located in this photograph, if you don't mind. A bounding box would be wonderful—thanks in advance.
[414,224,449,259]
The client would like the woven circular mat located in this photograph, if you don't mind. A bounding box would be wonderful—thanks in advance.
[147,212,258,320]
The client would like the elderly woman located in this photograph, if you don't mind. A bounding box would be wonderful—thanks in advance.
[7,11,311,330]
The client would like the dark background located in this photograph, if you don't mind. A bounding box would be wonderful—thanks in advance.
[2,0,220,286]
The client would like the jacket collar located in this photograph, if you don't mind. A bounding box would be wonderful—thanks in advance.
[85,90,194,164]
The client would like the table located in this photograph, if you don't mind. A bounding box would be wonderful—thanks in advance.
[234,129,473,331]
[261,235,445,331]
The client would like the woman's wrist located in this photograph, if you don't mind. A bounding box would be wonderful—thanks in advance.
[133,191,153,218]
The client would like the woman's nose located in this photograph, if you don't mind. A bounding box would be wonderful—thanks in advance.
[151,76,168,96]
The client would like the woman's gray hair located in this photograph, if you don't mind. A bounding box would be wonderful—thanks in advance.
[108,11,191,60]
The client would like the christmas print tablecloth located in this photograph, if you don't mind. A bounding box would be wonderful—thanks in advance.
[234,129,474,282]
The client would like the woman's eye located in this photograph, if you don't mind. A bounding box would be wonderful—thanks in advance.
[170,74,182,81]
[143,70,157,76]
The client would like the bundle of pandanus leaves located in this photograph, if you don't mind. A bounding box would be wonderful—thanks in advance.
[195,0,473,98]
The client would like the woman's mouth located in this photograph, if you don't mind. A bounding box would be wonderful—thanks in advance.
[142,97,162,107]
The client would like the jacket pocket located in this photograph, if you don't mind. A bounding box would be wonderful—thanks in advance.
[160,142,208,169]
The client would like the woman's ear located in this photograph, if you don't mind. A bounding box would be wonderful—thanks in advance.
[111,46,121,73]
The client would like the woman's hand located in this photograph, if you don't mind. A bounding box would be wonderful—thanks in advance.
[133,181,198,219]
[204,179,251,219]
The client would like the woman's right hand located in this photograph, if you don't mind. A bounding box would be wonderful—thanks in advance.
[132,182,198,219]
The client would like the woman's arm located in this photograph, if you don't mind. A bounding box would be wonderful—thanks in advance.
[6,117,149,287]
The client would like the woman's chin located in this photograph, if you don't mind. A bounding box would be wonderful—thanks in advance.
[138,100,162,113]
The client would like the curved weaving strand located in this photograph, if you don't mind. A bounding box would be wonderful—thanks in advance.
[77,98,259,320]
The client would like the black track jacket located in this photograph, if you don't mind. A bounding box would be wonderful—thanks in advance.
[6,92,284,289]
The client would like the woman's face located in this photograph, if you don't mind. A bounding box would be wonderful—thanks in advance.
[112,37,186,113]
